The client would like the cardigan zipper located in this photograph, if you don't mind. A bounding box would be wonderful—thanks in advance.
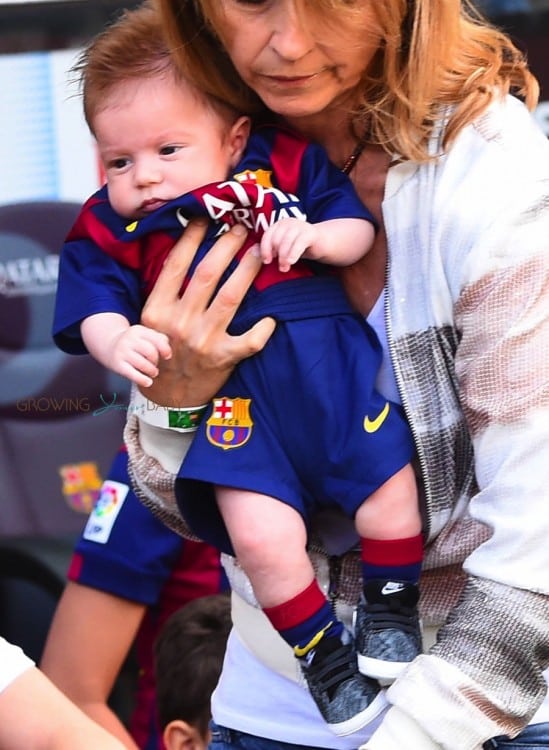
[383,239,433,540]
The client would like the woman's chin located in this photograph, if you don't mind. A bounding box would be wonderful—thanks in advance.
[260,94,334,123]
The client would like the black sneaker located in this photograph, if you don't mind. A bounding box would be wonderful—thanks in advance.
[355,579,422,682]
[297,628,386,736]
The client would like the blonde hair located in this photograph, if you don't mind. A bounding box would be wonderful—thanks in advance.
[73,0,239,135]
[156,0,538,162]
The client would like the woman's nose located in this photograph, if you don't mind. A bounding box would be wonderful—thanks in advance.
[269,2,315,61]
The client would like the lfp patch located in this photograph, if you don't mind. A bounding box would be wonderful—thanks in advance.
[206,397,253,450]
[82,480,129,544]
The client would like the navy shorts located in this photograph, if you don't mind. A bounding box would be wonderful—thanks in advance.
[177,313,415,555]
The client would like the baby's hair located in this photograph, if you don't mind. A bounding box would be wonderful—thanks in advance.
[73,0,240,135]
[154,593,232,738]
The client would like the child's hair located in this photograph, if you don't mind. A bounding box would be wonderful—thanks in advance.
[153,593,232,738]
[72,0,239,135]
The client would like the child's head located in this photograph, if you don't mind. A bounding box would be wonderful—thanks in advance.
[154,593,232,750]
[74,1,250,219]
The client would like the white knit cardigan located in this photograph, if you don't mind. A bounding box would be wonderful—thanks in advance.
[125,94,549,750]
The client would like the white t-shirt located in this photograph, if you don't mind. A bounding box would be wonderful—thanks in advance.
[0,637,34,694]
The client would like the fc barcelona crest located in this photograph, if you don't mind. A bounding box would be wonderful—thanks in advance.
[206,397,253,450]
[58,462,103,513]
[233,168,273,188]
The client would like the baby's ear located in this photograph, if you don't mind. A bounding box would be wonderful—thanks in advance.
[229,116,252,166]
[162,718,206,750]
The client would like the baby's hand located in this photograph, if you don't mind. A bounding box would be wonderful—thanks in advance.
[110,325,172,388]
[259,219,319,272]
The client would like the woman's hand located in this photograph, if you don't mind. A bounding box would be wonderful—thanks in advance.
[140,220,276,407]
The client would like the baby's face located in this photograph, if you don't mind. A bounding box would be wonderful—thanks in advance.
[94,74,244,219]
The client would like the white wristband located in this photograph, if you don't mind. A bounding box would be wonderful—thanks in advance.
[132,388,208,432]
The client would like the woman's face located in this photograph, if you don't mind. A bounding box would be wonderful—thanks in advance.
[214,0,381,123]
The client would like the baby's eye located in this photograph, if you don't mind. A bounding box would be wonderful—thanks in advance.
[109,157,130,170]
[159,145,181,156]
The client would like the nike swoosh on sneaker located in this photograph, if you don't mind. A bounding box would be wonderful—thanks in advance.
[363,402,390,433]
[381,581,406,595]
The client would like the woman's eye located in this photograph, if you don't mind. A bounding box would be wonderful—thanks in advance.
[229,0,271,12]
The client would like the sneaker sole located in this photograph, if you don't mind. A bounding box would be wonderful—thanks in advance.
[357,653,412,681]
[326,691,388,736]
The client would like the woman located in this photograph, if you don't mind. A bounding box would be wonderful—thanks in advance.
[124,1,549,748]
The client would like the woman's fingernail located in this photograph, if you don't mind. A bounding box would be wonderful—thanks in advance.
[232,224,247,236]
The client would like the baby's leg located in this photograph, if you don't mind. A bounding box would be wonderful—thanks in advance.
[353,464,423,681]
[216,486,384,735]
[216,486,312,607]
[355,463,421,541]
[216,486,342,663]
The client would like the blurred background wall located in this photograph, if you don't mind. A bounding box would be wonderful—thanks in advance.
[0,0,140,207]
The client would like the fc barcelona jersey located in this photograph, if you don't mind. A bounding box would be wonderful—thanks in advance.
[53,125,374,354]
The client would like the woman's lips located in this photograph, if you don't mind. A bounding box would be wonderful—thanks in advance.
[261,70,325,88]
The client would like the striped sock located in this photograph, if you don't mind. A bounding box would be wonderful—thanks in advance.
[361,535,423,585]
[263,579,343,655]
